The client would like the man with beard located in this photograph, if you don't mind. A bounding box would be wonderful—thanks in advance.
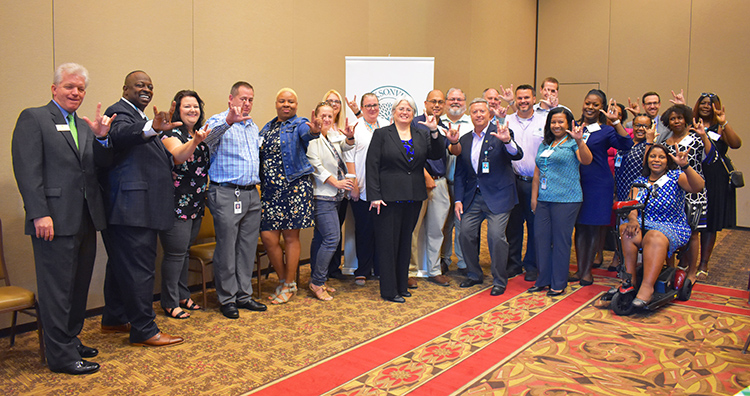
[408,90,452,288]
[439,88,473,276]
[99,70,184,347]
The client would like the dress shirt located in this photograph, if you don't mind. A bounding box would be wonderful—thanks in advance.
[345,119,378,201]
[52,100,109,147]
[506,111,546,177]
[204,108,261,185]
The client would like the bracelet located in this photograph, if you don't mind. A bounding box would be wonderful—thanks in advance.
[355,110,362,117]
[680,164,689,170]
[612,119,621,125]
[721,121,728,128]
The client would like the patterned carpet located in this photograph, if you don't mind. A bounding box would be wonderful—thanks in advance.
[1,228,748,396]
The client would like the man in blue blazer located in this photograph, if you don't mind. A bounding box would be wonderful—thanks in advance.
[99,71,184,347]
[454,98,523,296]
[12,63,113,374]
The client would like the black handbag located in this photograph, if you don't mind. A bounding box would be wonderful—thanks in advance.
[719,152,744,188]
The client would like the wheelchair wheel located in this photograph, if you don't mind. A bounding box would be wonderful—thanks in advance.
[677,278,693,301]
[611,291,637,316]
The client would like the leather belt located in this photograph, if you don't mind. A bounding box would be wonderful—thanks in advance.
[211,181,256,190]
[516,175,533,182]
[431,175,445,180]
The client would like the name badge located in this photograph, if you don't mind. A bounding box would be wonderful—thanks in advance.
[655,174,669,187]
[582,132,591,143]
[481,161,490,173]
[540,175,547,190]
[533,128,545,137]
[680,134,695,146]
[614,153,623,167]
[586,123,601,133]
[540,149,554,158]
[56,124,71,132]
[707,131,721,141]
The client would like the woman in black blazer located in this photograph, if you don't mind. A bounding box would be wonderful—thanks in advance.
[366,96,458,302]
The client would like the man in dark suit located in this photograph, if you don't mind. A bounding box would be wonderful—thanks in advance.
[99,70,183,347]
[12,63,114,374]
[454,98,523,296]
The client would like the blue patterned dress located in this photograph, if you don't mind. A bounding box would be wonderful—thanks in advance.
[629,170,690,257]
[614,141,648,201]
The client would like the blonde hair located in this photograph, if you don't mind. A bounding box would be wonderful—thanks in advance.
[322,89,346,130]
[276,87,298,100]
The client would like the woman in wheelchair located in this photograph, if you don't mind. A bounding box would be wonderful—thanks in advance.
[619,143,704,308]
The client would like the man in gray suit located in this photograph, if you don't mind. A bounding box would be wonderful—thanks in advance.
[12,63,113,375]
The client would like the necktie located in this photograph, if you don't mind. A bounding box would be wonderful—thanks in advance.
[67,114,79,149]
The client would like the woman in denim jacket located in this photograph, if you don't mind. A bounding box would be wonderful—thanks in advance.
[259,88,321,304]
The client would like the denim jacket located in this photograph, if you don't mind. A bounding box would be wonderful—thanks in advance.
[260,115,320,181]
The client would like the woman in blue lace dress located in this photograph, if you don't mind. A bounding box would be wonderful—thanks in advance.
[620,144,704,307]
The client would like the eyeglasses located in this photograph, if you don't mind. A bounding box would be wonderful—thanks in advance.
[643,101,659,106]
[427,100,445,105]
[363,104,379,109]
[447,98,465,102]
[633,124,651,129]
[327,99,342,105]
[395,107,413,113]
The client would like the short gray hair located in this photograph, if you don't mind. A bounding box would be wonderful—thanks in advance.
[54,63,89,88]
[446,88,466,100]
[469,97,488,107]
[391,96,417,116]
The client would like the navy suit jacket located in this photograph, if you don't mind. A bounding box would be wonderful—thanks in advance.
[12,101,109,236]
[100,98,174,230]
[454,122,523,214]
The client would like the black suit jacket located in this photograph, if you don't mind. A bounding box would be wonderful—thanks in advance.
[454,122,523,214]
[12,101,109,236]
[100,98,174,230]
[366,124,445,202]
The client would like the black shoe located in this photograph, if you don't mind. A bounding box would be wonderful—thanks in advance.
[580,279,594,286]
[385,295,406,303]
[507,267,523,279]
[568,274,581,282]
[490,285,506,296]
[524,270,538,282]
[51,360,100,375]
[237,299,267,312]
[76,344,98,358]
[547,289,565,297]
[220,303,239,319]
[527,285,548,293]
[401,291,412,298]
[328,272,347,280]
[460,278,482,288]
[592,261,603,269]
[458,268,467,276]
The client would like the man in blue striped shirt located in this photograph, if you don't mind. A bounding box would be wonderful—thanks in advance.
[204,81,267,319]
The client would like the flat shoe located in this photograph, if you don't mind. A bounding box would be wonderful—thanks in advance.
[354,276,366,286]
[460,278,482,288]
[547,289,565,297]
[164,307,189,319]
[632,298,650,309]
[101,323,131,334]
[580,279,594,286]
[401,291,412,298]
[220,303,239,319]
[490,285,505,296]
[51,360,100,375]
[385,295,405,303]
[237,299,267,311]
[527,285,548,293]
[131,332,184,347]
[696,270,709,282]
[76,344,98,358]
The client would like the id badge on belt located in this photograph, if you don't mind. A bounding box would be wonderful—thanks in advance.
[234,187,242,214]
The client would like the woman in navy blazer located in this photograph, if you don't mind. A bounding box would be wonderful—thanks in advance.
[366,96,457,302]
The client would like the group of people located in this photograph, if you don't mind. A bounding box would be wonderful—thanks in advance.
[11,62,741,375]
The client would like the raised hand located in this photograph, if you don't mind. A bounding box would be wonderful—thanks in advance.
[305,110,323,135]
[153,101,183,132]
[193,124,211,144]
[600,98,621,122]
[446,122,460,144]
[670,89,686,105]
[82,102,116,138]
[626,97,641,116]
[691,117,706,137]
[499,84,514,103]
[567,121,585,141]
[645,122,657,143]
[225,105,252,125]
[418,114,438,131]
[490,104,508,119]
[346,95,359,115]
[491,123,511,142]
[339,118,357,139]
[713,102,727,125]
[670,144,690,169]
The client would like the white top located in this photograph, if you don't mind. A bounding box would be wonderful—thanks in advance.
[505,111,547,177]
[345,120,379,201]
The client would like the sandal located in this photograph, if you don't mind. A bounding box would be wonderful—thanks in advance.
[355,276,366,286]
[696,270,709,282]
[164,307,189,319]
[269,281,286,301]
[310,283,333,301]
[323,284,336,293]
[179,298,201,311]
[271,282,297,305]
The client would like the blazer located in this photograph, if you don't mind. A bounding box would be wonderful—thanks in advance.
[260,115,319,182]
[12,101,109,236]
[306,130,354,198]
[366,124,445,202]
[100,98,175,230]
[454,122,524,214]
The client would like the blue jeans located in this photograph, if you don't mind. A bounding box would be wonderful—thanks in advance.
[310,199,341,286]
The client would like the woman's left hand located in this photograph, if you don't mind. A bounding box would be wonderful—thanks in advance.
[713,103,727,126]
[369,200,386,214]
[418,114,438,131]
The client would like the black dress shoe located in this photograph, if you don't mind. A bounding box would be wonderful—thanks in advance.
[460,278,482,288]
[77,344,98,358]
[507,267,523,279]
[237,299,267,312]
[51,360,100,375]
[490,285,506,296]
[527,285,548,293]
[220,303,239,319]
[401,291,412,298]
[524,270,538,282]
[384,296,406,303]
[547,289,565,297]
[568,274,581,282]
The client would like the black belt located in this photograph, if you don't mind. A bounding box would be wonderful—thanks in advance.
[430,174,445,180]
[516,175,533,182]
[211,181,256,190]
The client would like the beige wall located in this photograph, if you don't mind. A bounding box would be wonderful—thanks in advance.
[0,0,537,327]
[537,0,750,226]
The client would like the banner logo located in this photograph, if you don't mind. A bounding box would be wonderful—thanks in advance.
[372,85,414,122]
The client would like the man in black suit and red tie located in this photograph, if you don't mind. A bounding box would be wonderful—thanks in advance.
[99,70,184,347]
[454,98,523,296]
[12,63,114,374]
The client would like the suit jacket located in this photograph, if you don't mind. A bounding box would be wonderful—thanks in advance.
[100,98,174,230]
[455,122,523,214]
[12,101,109,236]
[366,124,445,202]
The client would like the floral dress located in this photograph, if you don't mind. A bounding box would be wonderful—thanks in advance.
[259,122,314,231]
[161,129,209,220]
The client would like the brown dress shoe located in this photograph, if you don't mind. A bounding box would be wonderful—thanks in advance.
[407,277,418,289]
[131,332,184,347]
[428,275,450,286]
[101,323,131,334]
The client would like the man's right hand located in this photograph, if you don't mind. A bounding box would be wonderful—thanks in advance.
[34,216,54,241]
[226,105,252,126]
[454,202,463,221]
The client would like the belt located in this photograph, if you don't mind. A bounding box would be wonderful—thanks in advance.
[516,175,533,182]
[430,174,445,180]
[211,181,257,190]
